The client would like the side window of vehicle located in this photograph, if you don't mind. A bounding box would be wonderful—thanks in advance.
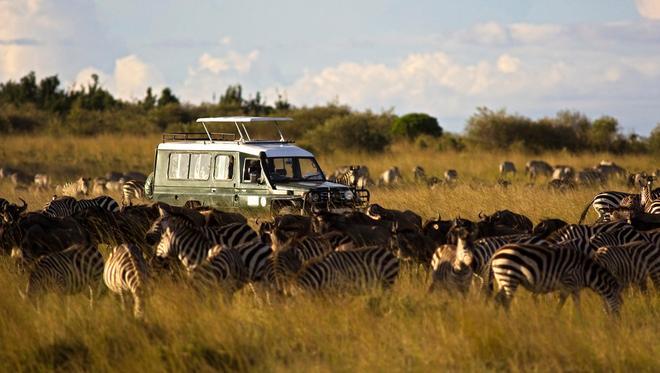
[243,159,262,182]
[189,153,211,180]
[214,154,234,180]
[168,153,190,180]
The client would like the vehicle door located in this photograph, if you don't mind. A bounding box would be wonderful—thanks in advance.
[210,153,239,208]
[237,154,269,209]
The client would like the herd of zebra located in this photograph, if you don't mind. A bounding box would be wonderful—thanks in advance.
[0,168,150,206]
[330,160,660,190]
[0,174,659,319]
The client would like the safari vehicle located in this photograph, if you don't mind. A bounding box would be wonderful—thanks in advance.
[148,116,369,215]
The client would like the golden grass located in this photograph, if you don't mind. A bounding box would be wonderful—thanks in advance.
[0,135,658,371]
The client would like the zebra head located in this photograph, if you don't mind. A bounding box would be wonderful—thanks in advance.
[155,220,176,259]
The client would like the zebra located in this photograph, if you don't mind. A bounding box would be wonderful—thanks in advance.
[103,243,149,318]
[266,232,350,290]
[155,215,269,282]
[43,195,119,217]
[591,241,660,293]
[491,243,623,315]
[121,180,146,206]
[588,228,645,253]
[546,221,632,246]
[22,244,105,305]
[499,161,516,178]
[378,167,401,186]
[429,227,474,294]
[430,232,547,294]
[525,160,553,181]
[578,188,660,223]
[444,169,458,183]
[189,245,248,295]
[294,247,399,292]
[640,177,660,215]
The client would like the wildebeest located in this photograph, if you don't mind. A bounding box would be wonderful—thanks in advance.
[525,160,553,181]
[499,161,516,177]
[444,169,458,183]
[594,161,626,179]
[378,167,401,186]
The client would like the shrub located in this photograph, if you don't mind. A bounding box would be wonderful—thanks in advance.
[391,113,442,140]
[302,112,393,153]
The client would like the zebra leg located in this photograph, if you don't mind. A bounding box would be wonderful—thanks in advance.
[132,291,144,319]
[119,292,126,311]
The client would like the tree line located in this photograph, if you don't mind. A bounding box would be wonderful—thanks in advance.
[1,71,659,154]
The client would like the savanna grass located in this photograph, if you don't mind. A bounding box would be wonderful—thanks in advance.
[0,135,658,371]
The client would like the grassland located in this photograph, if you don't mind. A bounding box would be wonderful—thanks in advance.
[0,135,659,371]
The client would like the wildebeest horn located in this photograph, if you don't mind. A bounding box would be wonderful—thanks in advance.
[17,198,27,213]
[436,213,442,221]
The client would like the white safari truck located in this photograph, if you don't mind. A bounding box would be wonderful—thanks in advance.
[148,116,369,214]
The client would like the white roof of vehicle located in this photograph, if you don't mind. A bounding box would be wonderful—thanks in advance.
[196,116,292,123]
[158,141,314,158]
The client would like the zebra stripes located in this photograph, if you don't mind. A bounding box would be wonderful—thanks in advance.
[24,244,105,301]
[189,245,248,294]
[592,241,660,292]
[295,247,399,291]
[121,180,146,206]
[547,221,631,244]
[579,188,660,223]
[491,243,623,314]
[43,195,119,217]
[103,244,149,318]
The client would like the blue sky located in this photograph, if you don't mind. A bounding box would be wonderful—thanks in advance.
[1,0,660,134]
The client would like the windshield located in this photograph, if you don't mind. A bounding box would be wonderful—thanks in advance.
[265,157,325,182]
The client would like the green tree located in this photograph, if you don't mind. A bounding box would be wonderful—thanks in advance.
[391,113,442,140]
[219,85,243,107]
[142,87,157,110]
[589,116,619,151]
[157,87,179,106]
[648,123,660,154]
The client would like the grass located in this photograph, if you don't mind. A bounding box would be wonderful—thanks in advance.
[0,135,659,371]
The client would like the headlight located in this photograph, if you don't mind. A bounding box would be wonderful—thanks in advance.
[344,190,354,200]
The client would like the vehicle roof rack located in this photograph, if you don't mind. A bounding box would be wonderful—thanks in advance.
[162,132,236,143]
[196,116,293,143]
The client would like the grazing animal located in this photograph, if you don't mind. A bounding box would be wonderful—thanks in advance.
[429,227,475,294]
[412,166,427,182]
[56,177,92,197]
[378,167,401,186]
[640,177,660,215]
[525,160,553,181]
[575,169,606,185]
[499,161,516,177]
[43,195,119,217]
[592,241,660,292]
[103,244,149,318]
[444,169,458,183]
[594,161,626,179]
[578,187,660,224]
[331,165,371,188]
[532,219,568,238]
[295,247,400,292]
[122,180,146,206]
[189,245,248,295]
[91,177,108,195]
[491,243,623,315]
[552,165,574,181]
[24,244,105,303]
[33,174,50,189]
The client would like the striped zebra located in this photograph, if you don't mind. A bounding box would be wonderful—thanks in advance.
[189,245,248,295]
[295,247,400,292]
[429,227,474,294]
[592,241,660,293]
[121,180,146,206]
[546,221,632,245]
[593,241,660,293]
[43,195,119,217]
[430,233,546,294]
[588,227,645,252]
[578,188,660,223]
[23,244,105,304]
[491,243,623,314]
[155,215,270,282]
[103,244,149,318]
[640,177,660,215]
[266,232,351,291]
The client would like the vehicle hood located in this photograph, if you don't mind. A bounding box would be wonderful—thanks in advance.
[274,180,349,192]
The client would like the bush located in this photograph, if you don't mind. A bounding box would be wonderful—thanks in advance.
[649,123,660,154]
[391,113,442,140]
[301,112,393,153]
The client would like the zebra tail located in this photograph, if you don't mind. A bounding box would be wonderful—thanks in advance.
[578,196,596,224]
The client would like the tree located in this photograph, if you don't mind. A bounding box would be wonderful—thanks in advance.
[391,113,442,140]
[589,116,619,151]
[219,85,243,107]
[142,87,157,110]
[648,123,660,154]
[157,87,179,106]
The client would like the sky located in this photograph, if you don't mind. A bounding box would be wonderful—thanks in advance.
[1,0,660,134]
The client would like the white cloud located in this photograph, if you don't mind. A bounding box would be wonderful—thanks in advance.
[636,0,660,20]
[198,51,260,74]
[497,54,520,73]
[508,23,563,43]
[74,55,163,100]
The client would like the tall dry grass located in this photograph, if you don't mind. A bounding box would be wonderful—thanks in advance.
[0,135,658,371]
